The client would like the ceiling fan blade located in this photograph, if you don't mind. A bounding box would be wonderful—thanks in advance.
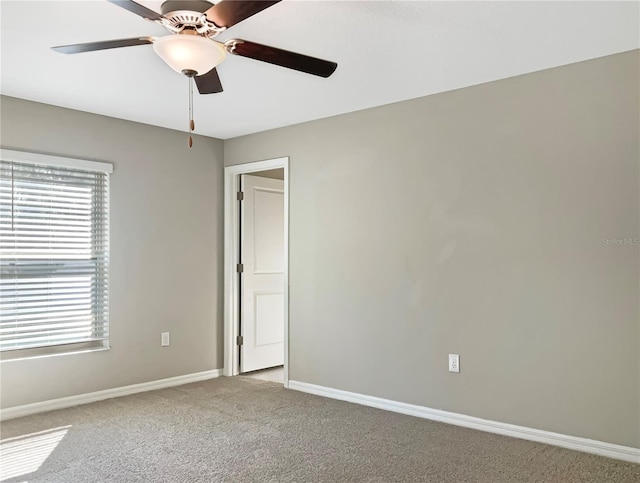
[51,37,154,54]
[107,0,164,21]
[204,0,281,29]
[195,68,224,94]
[225,39,337,78]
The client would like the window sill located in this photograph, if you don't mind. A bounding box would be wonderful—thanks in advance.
[0,344,110,363]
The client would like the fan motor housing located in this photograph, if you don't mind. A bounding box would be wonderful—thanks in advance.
[160,1,223,36]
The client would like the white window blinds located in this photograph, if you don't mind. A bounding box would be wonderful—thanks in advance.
[0,156,110,352]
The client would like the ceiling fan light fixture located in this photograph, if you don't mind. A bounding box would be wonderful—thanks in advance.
[153,34,226,76]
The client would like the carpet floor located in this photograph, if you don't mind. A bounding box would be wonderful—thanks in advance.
[1,377,638,482]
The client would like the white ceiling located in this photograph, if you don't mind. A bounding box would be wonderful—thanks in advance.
[1,1,638,139]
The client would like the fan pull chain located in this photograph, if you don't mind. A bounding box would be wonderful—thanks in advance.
[188,76,194,148]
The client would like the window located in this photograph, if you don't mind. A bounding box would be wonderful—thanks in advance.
[0,150,112,355]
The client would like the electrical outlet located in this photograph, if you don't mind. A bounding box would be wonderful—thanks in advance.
[449,354,460,373]
[161,332,170,347]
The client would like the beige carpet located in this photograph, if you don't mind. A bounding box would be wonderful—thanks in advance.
[1,377,638,482]
[244,367,284,384]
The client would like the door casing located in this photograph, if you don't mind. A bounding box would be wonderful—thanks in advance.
[223,157,289,386]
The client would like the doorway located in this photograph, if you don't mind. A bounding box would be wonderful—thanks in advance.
[223,158,289,387]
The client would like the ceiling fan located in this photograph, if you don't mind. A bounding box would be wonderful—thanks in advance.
[51,0,338,144]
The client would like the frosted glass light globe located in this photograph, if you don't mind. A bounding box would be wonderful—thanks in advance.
[153,34,226,75]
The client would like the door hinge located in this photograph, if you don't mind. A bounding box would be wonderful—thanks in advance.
[237,191,244,201]
[236,263,243,273]
[236,335,244,346]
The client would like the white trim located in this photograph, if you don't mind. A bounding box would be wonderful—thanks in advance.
[0,369,222,421]
[1,148,114,173]
[288,380,640,464]
[223,158,289,388]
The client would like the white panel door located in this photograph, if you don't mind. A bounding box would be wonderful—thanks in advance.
[240,174,285,372]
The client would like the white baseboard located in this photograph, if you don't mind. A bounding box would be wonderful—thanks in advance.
[288,380,640,464]
[1,369,222,421]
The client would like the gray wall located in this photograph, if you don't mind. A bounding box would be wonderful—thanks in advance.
[0,96,224,408]
[225,51,640,448]
[252,168,285,180]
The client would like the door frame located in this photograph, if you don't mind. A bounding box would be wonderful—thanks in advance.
[223,157,289,387]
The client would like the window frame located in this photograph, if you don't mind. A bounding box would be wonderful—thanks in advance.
[0,149,113,360]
